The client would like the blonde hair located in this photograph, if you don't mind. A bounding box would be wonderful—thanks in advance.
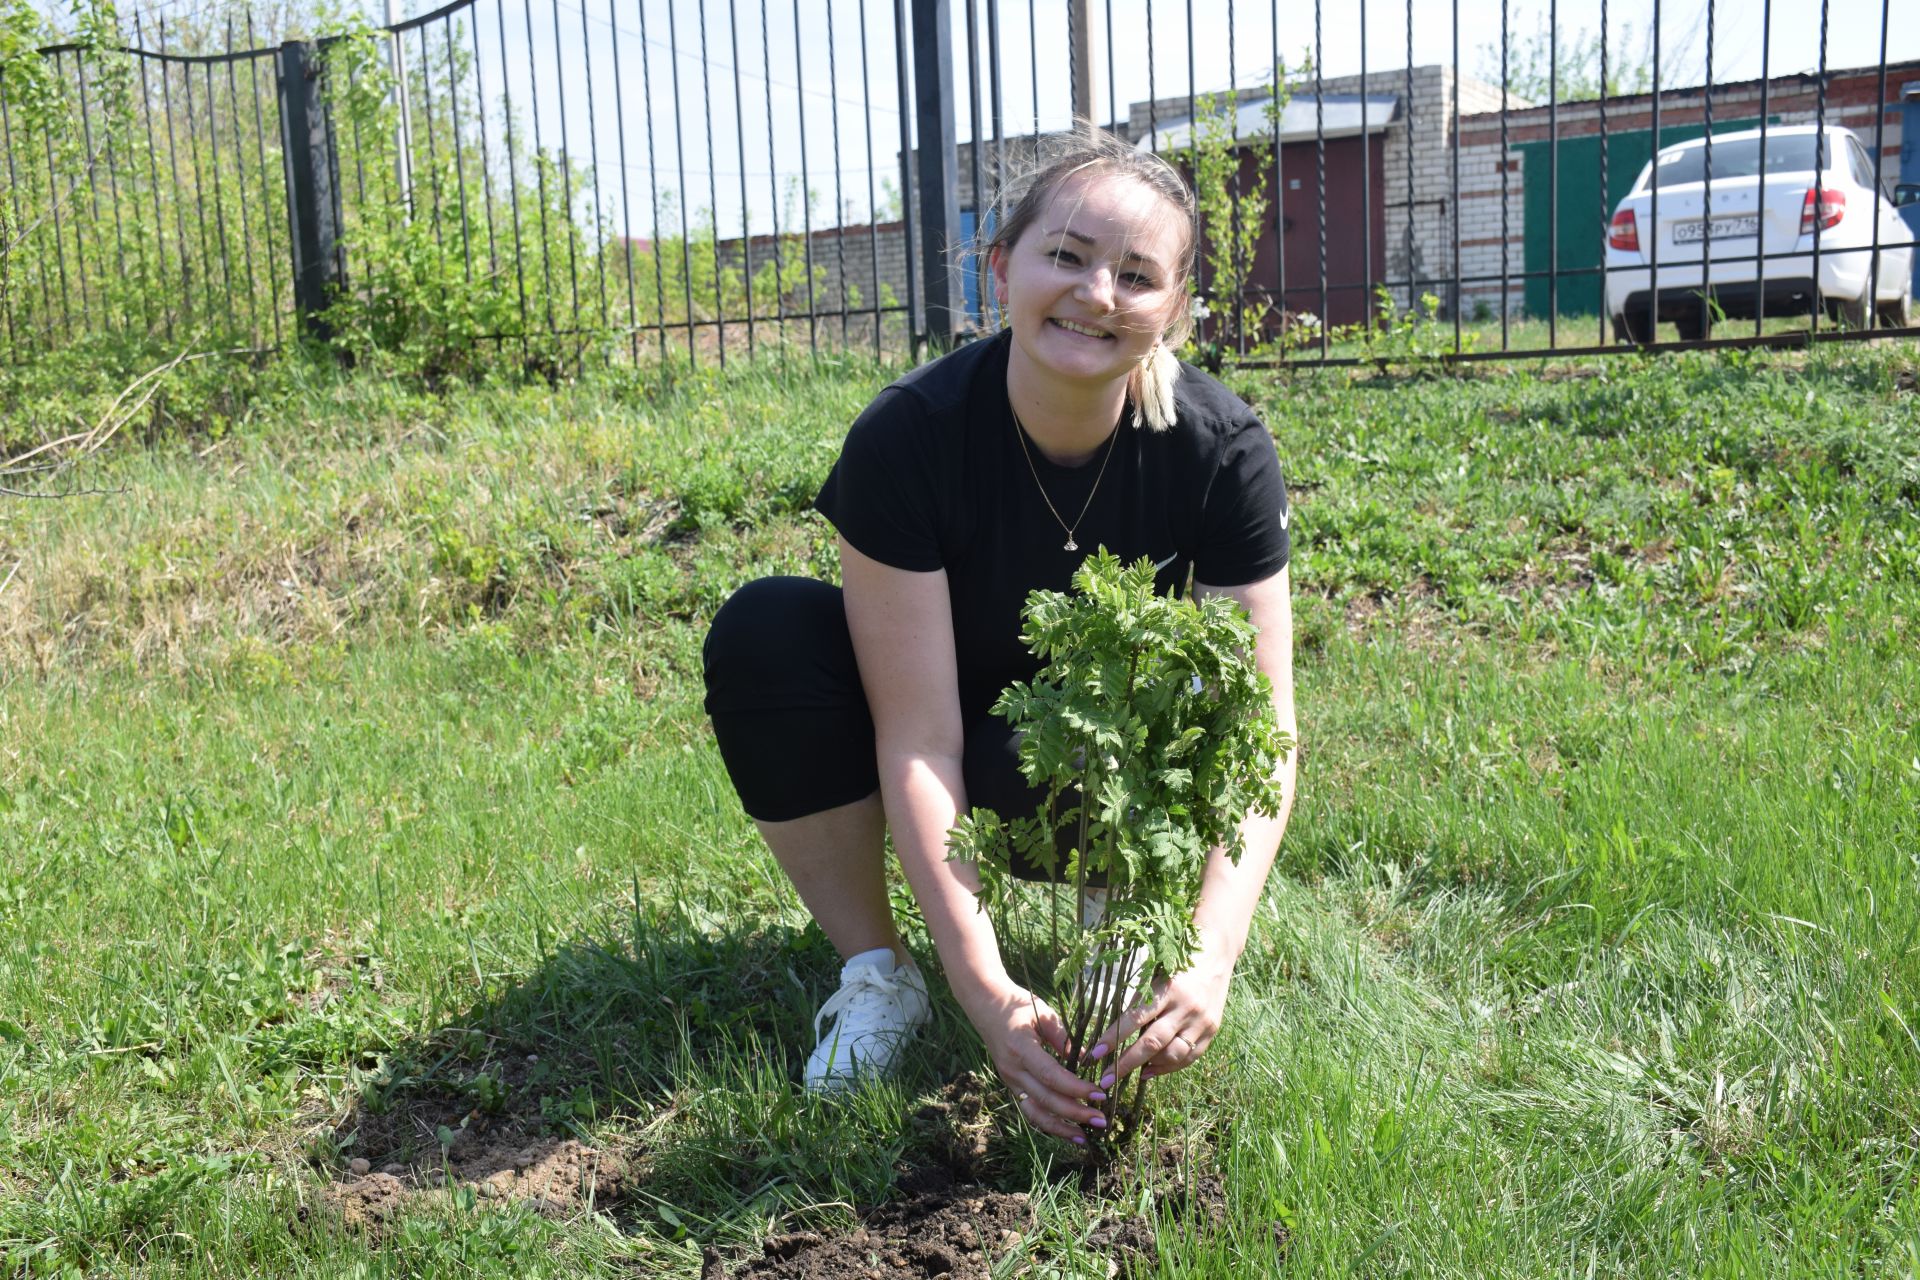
[977,125,1196,431]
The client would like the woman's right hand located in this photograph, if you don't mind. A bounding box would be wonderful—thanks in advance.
[968,983,1110,1142]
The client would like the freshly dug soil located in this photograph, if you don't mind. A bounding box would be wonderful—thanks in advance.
[710,1075,1239,1280]
[320,1053,633,1229]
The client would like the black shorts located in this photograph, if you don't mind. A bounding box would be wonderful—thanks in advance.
[701,576,1064,879]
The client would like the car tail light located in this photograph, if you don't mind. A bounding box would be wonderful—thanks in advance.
[1608,209,1639,252]
[1800,187,1846,234]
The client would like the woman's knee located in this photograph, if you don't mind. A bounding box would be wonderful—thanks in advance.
[702,576,859,711]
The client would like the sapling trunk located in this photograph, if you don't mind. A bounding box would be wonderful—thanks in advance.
[946,552,1291,1152]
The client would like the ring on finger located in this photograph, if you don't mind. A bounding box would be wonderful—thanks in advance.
[1016,1091,1030,1102]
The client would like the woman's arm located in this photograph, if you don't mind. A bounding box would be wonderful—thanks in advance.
[840,537,1102,1137]
[1093,566,1298,1083]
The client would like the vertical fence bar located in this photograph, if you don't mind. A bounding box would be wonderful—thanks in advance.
[62,51,94,337]
[1314,0,1326,358]
[1403,0,1413,328]
[1357,0,1368,329]
[1104,0,1113,132]
[1754,0,1770,336]
[75,51,110,336]
[134,22,179,339]
[1599,0,1608,345]
[1810,0,1826,334]
[278,39,342,341]
[1868,0,1889,330]
[321,43,348,289]
[493,0,531,357]
[641,0,669,360]
[1271,0,1284,359]
[248,10,284,347]
[416,26,445,254]
[1547,0,1556,347]
[1186,0,1198,323]
[1498,0,1508,349]
[548,0,582,348]
[105,47,133,340]
[1027,0,1037,141]
[227,27,261,345]
[826,0,849,349]
[581,0,612,353]
[615,0,643,361]
[792,0,817,354]
[728,0,754,359]
[1700,0,1712,338]
[669,0,696,360]
[759,0,783,354]
[205,59,238,339]
[1145,0,1155,157]
[893,0,920,361]
[1647,0,1660,343]
[522,0,555,335]
[178,33,224,335]
[912,0,959,349]
[858,0,881,355]
[986,0,1003,331]
[389,0,415,216]
[44,53,73,340]
[966,0,984,331]
[0,69,23,350]
[698,0,724,363]
[1451,0,1460,352]
[445,16,475,287]
[467,13,499,282]
[1226,0,1241,355]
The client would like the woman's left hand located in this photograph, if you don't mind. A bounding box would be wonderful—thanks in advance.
[1090,934,1237,1086]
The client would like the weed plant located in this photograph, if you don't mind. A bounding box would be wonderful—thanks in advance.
[947,553,1290,1140]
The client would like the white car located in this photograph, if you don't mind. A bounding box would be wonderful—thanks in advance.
[1604,125,1915,341]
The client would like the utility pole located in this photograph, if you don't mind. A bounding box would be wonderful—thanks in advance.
[1070,0,1091,126]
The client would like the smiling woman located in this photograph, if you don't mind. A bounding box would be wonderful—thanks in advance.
[697,126,1298,1143]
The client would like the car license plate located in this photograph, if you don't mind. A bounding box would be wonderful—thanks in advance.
[1674,215,1759,242]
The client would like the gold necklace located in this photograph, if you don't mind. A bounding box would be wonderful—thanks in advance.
[1009,403,1120,553]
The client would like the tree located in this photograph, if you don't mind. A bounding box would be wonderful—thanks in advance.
[1476,4,1702,104]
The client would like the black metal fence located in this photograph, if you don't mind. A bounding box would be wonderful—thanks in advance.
[2,0,1916,372]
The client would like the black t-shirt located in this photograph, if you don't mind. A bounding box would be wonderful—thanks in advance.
[814,329,1290,722]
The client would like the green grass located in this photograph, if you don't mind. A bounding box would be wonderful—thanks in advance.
[2,339,1917,1276]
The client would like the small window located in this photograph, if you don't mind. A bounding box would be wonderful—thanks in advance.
[1847,138,1878,191]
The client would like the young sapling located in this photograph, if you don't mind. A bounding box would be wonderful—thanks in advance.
[946,550,1291,1142]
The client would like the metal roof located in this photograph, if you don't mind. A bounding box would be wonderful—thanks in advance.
[1137,93,1399,151]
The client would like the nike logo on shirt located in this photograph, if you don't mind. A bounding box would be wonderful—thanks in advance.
[1153,551,1179,571]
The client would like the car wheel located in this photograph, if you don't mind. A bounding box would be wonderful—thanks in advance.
[1876,283,1913,329]
[1612,311,1653,345]
[1831,276,1873,330]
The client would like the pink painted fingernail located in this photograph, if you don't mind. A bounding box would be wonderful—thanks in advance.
[1088,1090,1107,1102]
[1070,1135,1087,1145]
[1087,1114,1108,1129]
[1090,1043,1110,1060]
[1100,1073,1115,1089]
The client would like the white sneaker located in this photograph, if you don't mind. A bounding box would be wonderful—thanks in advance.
[804,948,931,1092]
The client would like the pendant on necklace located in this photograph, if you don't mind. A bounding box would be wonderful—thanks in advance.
[1063,539,1078,552]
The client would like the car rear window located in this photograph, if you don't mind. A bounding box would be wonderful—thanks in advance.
[1647,135,1827,189]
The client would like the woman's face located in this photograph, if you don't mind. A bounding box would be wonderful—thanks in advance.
[991,171,1187,390]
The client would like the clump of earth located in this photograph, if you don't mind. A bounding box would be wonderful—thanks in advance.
[317,1052,633,1229]
[707,1073,1252,1280]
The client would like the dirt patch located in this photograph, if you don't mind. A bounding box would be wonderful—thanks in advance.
[725,1166,1035,1279]
[708,1077,1252,1280]
[319,1052,634,1230]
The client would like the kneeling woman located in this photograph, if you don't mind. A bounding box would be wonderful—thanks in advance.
[702,130,1297,1144]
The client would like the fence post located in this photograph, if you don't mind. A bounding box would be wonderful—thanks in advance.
[277,40,342,342]
[911,0,962,349]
